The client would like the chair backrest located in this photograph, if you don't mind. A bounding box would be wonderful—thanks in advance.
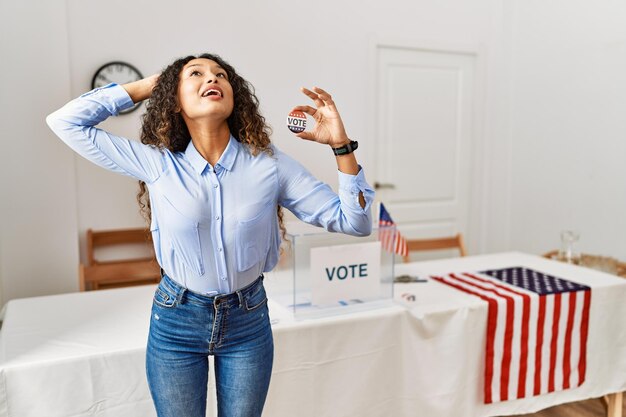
[402,233,467,263]
[80,227,160,291]
[86,228,154,265]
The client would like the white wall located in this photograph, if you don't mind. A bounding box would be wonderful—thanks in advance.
[2,0,624,305]
[508,0,626,258]
[0,0,80,304]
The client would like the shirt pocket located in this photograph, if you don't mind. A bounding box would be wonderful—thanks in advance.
[235,202,274,272]
[165,220,204,276]
[159,195,205,276]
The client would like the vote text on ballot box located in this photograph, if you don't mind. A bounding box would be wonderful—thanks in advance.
[273,224,395,319]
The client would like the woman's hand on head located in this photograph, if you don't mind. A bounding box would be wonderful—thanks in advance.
[292,87,350,147]
[145,73,160,91]
[122,73,160,104]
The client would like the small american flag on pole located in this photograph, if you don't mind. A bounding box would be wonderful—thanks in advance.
[378,202,408,258]
[432,267,591,404]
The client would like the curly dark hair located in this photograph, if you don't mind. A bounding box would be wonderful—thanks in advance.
[136,53,287,242]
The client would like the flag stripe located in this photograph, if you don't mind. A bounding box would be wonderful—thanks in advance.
[534,295,546,395]
[525,293,539,397]
[562,291,577,389]
[517,291,531,398]
[395,233,401,254]
[569,291,583,388]
[578,289,591,386]
[554,293,569,390]
[548,293,562,393]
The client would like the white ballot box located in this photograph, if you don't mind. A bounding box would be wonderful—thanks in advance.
[266,222,396,319]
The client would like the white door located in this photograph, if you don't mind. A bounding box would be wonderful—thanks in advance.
[374,45,478,258]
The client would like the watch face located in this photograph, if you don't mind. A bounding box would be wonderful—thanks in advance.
[91,61,143,114]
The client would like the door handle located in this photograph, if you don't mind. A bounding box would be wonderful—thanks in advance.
[374,182,396,190]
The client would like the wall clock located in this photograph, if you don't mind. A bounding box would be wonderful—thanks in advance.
[91,61,143,114]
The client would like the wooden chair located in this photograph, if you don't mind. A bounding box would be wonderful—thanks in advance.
[79,227,161,291]
[402,233,467,263]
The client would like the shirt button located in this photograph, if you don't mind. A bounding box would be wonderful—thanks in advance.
[220,276,226,281]
[215,215,220,220]
[218,247,223,252]
[213,184,218,188]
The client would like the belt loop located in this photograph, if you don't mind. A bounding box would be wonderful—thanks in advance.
[237,289,243,308]
[176,287,187,305]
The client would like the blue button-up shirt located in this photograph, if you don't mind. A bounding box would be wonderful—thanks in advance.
[47,83,375,294]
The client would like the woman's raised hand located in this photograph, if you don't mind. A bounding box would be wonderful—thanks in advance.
[122,73,160,104]
[292,87,350,147]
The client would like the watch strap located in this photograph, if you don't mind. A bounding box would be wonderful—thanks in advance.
[332,140,358,156]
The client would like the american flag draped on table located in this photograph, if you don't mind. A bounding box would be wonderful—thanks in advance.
[432,267,591,404]
[378,202,408,258]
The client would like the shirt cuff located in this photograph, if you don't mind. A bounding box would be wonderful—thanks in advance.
[338,164,366,194]
[337,164,375,211]
[80,83,135,115]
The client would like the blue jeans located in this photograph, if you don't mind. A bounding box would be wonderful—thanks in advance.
[146,273,274,417]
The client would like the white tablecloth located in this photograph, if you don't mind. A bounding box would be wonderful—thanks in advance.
[0,252,624,417]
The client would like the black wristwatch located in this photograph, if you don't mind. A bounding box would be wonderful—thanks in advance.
[332,140,358,156]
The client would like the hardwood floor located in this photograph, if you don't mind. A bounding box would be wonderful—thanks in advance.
[505,396,625,417]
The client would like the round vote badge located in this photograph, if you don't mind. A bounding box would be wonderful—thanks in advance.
[287,110,307,133]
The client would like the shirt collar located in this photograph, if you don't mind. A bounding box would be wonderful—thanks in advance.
[184,135,239,174]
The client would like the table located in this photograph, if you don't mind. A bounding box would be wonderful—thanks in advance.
[0,252,624,417]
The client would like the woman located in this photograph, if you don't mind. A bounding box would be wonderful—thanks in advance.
[47,53,374,417]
